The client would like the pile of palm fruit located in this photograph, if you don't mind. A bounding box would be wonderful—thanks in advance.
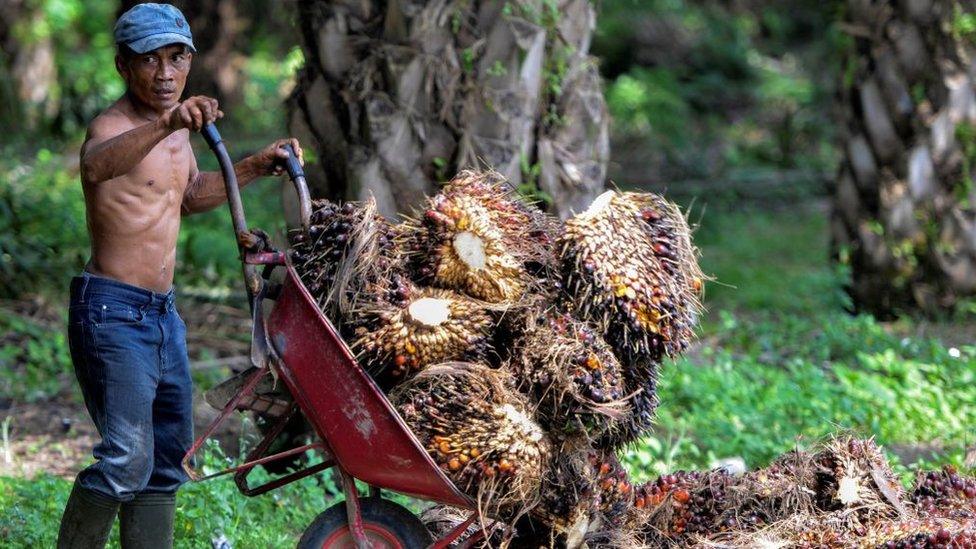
[623,437,976,548]
[290,171,975,547]
[289,170,704,533]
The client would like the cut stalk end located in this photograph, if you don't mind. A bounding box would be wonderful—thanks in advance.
[453,230,487,271]
[407,297,452,327]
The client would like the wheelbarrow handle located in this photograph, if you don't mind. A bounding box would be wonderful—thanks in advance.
[276,143,312,232]
[201,123,249,240]
[201,123,263,302]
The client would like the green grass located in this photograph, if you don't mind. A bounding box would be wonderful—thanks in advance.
[0,442,337,548]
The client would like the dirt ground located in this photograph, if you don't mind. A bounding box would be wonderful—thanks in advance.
[0,390,245,479]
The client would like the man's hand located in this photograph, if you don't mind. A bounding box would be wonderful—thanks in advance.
[161,96,223,132]
[252,138,305,177]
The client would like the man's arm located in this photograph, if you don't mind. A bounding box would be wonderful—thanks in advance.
[81,96,221,185]
[80,114,170,184]
[182,138,304,215]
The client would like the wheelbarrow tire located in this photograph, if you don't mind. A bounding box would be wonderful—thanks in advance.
[298,497,433,549]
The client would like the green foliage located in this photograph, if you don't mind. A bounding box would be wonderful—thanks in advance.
[606,68,692,149]
[630,311,976,480]
[516,152,553,206]
[597,0,840,177]
[0,147,89,297]
[3,0,124,136]
[235,45,305,136]
[951,4,976,42]
[0,474,69,546]
[0,308,72,402]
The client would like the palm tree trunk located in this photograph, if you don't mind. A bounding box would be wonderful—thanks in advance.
[0,0,58,133]
[288,0,609,218]
[834,0,976,316]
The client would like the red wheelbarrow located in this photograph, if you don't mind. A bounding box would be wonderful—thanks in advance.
[183,124,485,548]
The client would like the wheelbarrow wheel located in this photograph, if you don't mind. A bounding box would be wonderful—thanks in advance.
[297,497,433,549]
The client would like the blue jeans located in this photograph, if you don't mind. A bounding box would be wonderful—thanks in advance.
[67,273,193,502]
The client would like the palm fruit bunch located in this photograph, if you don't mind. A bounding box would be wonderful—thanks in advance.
[349,282,494,386]
[911,467,976,519]
[290,198,400,317]
[632,469,734,541]
[398,170,557,305]
[558,190,704,365]
[509,312,628,441]
[530,451,601,548]
[291,198,403,330]
[811,437,906,525]
[390,362,551,515]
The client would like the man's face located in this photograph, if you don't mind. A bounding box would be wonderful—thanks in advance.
[116,44,192,112]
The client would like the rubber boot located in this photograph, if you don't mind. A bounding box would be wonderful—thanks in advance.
[119,492,176,549]
[57,480,120,549]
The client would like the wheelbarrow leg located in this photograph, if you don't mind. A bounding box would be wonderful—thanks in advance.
[337,468,370,549]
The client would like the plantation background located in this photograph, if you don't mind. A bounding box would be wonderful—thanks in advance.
[1,0,974,546]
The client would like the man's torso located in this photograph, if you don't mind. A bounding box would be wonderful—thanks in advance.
[82,99,193,293]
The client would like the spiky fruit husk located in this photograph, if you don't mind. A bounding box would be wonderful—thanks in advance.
[558,191,703,364]
[702,515,976,549]
[911,467,976,519]
[399,170,557,304]
[725,449,819,530]
[590,451,635,526]
[349,283,495,387]
[596,366,659,451]
[391,362,550,516]
[531,450,599,547]
[509,312,628,440]
[290,198,401,319]
[812,437,906,527]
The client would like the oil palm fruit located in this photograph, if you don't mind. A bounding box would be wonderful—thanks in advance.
[589,450,634,525]
[530,449,633,548]
[869,517,976,548]
[911,466,976,518]
[399,170,557,304]
[532,450,599,547]
[727,449,818,530]
[633,469,734,540]
[558,190,703,364]
[392,362,550,516]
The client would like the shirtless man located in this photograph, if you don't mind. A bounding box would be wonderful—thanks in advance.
[57,4,302,548]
